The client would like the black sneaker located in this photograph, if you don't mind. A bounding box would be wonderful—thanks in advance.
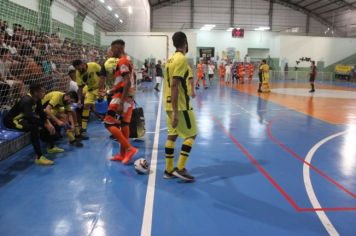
[76,134,89,140]
[257,89,262,93]
[163,170,177,179]
[172,168,195,182]
[309,90,315,93]
[70,139,83,147]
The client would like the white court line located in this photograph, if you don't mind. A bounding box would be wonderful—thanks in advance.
[145,127,167,134]
[304,131,349,236]
[140,86,163,236]
[235,104,269,125]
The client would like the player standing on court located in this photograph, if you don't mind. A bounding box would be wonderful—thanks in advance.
[103,39,138,164]
[309,61,316,93]
[163,32,198,182]
[196,59,207,89]
[154,60,163,92]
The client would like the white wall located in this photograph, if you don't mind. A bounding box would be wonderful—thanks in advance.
[51,0,76,27]
[279,35,356,67]
[10,0,38,12]
[83,16,95,35]
[101,31,197,63]
[101,30,356,67]
[197,31,280,59]
[119,0,150,32]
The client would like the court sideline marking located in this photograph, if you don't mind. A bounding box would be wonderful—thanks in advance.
[304,131,349,236]
[237,96,355,199]
[140,89,163,236]
[267,120,356,198]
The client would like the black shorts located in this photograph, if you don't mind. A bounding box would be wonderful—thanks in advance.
[309,75,315,82]
[208,74,214,79]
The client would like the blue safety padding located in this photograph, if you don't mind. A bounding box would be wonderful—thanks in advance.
[0,111,23,141]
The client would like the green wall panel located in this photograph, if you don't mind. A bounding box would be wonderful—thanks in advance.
[0,0,38,30]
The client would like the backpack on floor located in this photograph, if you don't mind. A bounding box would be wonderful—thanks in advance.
[129,104,145,139]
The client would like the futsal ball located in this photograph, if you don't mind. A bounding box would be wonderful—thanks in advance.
[134,158,149,175]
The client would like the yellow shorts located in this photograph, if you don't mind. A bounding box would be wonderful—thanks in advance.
[166,110,198,139]
[83,86,99,105]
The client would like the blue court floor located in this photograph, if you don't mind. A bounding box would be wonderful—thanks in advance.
[0,80,355,236]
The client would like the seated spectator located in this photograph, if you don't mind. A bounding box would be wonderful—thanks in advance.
[8,41,17,55]
[67,65,78,93]
[0,47,25,106]
[0,32,7,48]
[20,55,43,85]
[18,38,32,56]
[4,84,64,166]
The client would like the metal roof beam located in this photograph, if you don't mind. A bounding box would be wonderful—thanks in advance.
[302,0,321,8]
[269,0,273,31]
[266,0,334,28]
[295,0,307,5]
[310,0,340,12]
[152,0,187,10]
[231,0,235,27]
[319,5,349,15]
[191,0,194,29]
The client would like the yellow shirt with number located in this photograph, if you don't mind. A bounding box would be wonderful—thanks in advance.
[164,52,193,111]
[76,62,101,90]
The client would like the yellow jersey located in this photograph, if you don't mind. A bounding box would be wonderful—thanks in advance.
[164,52,193,111]
[260,64,270,80]
[187,65,193,97]
[103,57,119,88]
[76,62,101,90]
[42,91,71,112]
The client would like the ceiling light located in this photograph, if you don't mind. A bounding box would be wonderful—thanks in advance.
[107,5,112,11]
[200,24,216,31]
[120,19,123,23]
[128,6,133,14]
[254,26,270,31]
[114,14,119,18]
[99,0,105,3]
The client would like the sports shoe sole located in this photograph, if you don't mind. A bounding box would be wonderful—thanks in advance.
[163,172,177,179]
[172,171,194,182]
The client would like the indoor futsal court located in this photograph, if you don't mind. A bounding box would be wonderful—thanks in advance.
[0,0,356,236]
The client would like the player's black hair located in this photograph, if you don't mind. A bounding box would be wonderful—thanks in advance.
[262,59,267,63]
[172,31,187,48]
[66,91,79,102]
[311,60,315,65]
[29,83,43,94]
[72,59,83,67]
[111,39,125,46]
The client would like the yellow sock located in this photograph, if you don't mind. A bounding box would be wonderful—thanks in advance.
[177,138,194,170]
[165,139,175,173]
[74,126,80,136]
[82,109,90,130]
[66,130,75,142]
